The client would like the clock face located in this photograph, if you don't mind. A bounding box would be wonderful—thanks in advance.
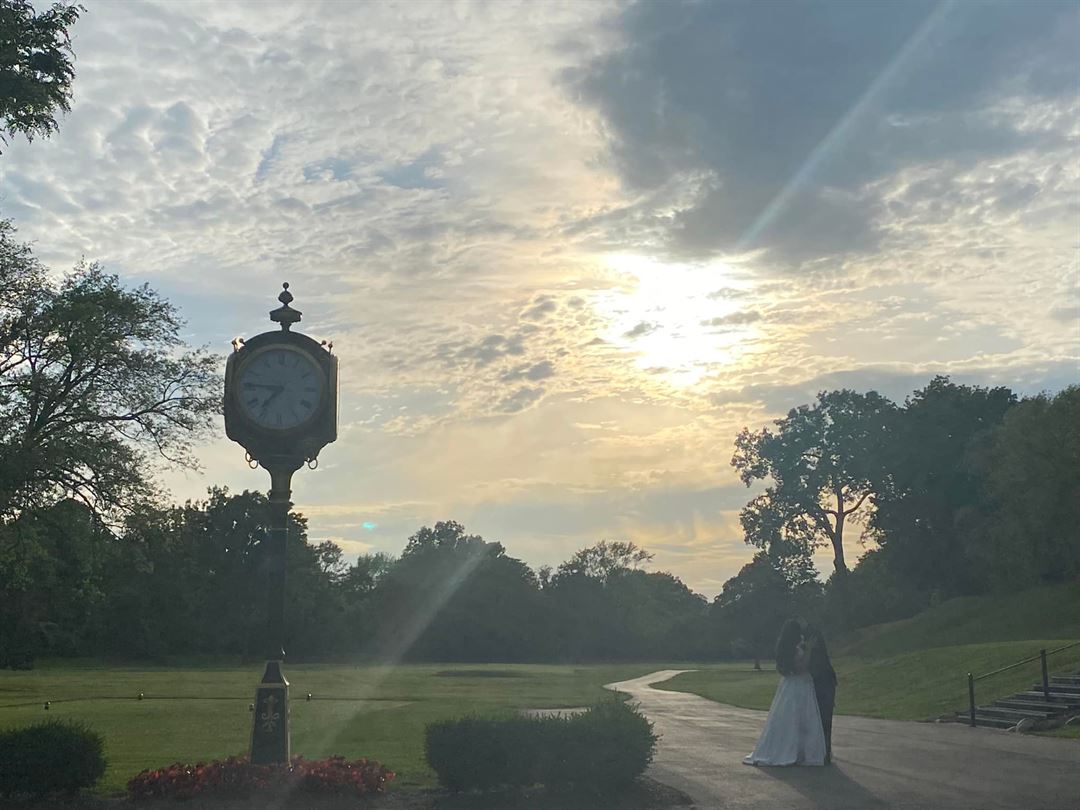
[236,346,324,430]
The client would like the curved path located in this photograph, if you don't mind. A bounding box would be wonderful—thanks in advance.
[606,670,1080,810]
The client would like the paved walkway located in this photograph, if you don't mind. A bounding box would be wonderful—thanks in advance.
[606,671,1080,810]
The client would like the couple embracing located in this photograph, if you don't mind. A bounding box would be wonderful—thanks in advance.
[743,619,837,767]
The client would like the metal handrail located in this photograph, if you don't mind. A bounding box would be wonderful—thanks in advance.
[967,639,1080,727]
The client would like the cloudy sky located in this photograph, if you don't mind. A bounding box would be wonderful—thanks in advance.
[3,0,1077,595]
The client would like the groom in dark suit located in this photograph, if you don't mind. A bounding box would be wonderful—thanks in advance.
[805,625,837,764]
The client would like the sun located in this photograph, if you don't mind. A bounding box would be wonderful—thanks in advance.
[593,254,756,388]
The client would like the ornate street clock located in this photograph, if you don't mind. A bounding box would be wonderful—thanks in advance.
[225,283,337,469]
[224,283,337,765]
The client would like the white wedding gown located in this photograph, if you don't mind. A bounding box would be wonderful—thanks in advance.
[742,672,826,766]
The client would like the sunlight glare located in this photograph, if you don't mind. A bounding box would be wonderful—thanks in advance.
[594,254,757,388]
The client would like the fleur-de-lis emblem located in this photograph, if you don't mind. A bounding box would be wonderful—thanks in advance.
[260,694,280,732]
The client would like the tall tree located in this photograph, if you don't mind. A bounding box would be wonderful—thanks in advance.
[0,222,220,523]
[374,521,542,661]
[979,386,1079,588]
[869,377,1015,595]
[711,551,815,669]
[555,540,652,583]
[0,0,81,152]
[732,389,895,575]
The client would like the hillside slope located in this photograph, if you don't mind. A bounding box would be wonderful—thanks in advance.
[660,581,1080,721]
[840,580,1080,658]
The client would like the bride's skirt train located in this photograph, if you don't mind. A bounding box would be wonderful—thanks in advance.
[742,673,826,766]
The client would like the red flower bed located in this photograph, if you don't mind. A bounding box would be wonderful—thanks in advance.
[128,755,395,801]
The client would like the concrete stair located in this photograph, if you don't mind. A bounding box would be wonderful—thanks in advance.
[1010,690,1080,708]
[962,670,1080,730]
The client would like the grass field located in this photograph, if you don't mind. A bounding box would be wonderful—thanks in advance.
[0,662,662,795]
[659,640,1080,720]
[659,581,1080,721]
[1041,724,1080,739]
[5,584,1079,798]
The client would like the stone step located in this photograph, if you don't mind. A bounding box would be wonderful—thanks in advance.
[1033,683,1080,695]
[1050,675,1080,685]
[972,713,1016,729]
[977,706,1057,722]
[1012,691,1080,707]
[992,699,1070,714]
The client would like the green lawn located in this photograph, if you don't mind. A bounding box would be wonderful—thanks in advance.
[840,580,1080,659]
[660,640,1080,721]
[1041,724,1080,739]
[660,581,1080,722]
[0,662,662,796]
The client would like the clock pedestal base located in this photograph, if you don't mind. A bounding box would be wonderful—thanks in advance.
[250,660,290,764]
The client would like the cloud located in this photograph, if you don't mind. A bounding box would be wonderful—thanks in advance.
[1050,304,1080,325]
[501,360,555,382]
[450,333,527,367]
[624,321,658,338]
[565,0,1079,266]
[520,295,558,321]
[701,311,761,328]
[710,358,1080,415]
[496,386,545,414]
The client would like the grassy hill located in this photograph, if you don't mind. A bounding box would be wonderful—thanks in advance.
[839,580,1080,659]
[659,581,1080,722]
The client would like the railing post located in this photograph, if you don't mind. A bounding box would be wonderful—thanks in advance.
[968,672,976,727]
[1040,649,1049,701]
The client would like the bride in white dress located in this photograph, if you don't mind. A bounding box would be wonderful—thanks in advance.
[743,619,826,767]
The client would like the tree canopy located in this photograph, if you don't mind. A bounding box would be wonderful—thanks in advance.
[0,0,81,152]
[868,377,1016,595]
[732,389,894,575]
[0,221,220,524]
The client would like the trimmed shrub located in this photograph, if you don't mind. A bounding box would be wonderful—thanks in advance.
[425,714,550,791]
[425,699,657,793]
[546,699,657,790]
[0,720,106,798]
[127,755,395,800]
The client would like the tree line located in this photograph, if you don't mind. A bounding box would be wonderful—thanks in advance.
[1,375,1075,669]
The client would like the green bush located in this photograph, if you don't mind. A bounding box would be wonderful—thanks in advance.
[547,699,657,790]
[0,720,106,798]
[425,699,657,793]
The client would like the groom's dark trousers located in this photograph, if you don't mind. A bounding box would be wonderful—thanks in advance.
[810,656,837,761]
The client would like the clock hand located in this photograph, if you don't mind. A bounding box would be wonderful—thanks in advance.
[262,386,285,408]
[256,386,286,420]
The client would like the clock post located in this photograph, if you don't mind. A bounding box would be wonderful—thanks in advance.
[223,283,337,765]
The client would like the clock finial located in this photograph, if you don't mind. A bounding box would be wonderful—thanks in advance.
[270,282,302,331]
